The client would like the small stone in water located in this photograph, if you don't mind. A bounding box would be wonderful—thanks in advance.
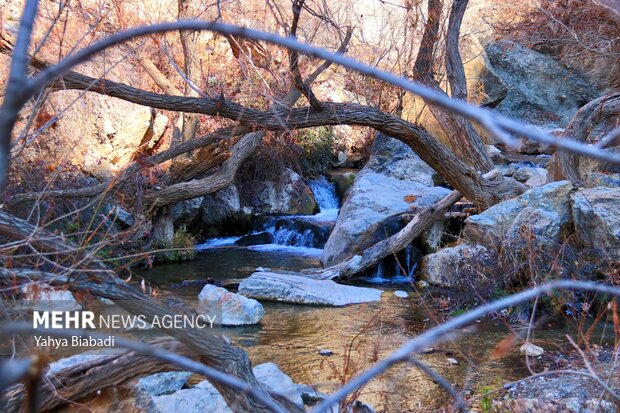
[417,280,429,288]
[520,342,544,357]
[394,290,408,298]
[447,358,459,365]
[319,349,334,357]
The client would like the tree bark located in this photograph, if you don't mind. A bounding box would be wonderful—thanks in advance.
[176,0,201,146]
[0,344,180,412]
[412,0,494,172]
[558,92,620,184]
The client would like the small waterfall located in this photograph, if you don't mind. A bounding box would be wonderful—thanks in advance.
[265,224,316,248]
[308,176,339,217]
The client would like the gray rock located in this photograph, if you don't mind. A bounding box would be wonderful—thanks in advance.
[486,40,597,127]
[571,187,620,260]
[234,231,273,246]
[200,185,242,228]
[498,164,518,177]
[198,284,265,326]
[252,362,303,408]
[421,243,497,287]
[503,374,616,413]
[149,378,230,413]
[136,372,192,396]
[171,197,204,227]
[238,270,383,306]
[322,134,451,267]
[583,172,620,188]
[238,168,318,215]
[103,205,134,228]
[513,166,547,183]
[148,362,303,413]
[464,181,574,247]
[525,169,548,187]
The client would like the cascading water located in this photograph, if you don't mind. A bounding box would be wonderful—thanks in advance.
[364,243,417,284]
[307,176,339,219]
[198,175,339,251]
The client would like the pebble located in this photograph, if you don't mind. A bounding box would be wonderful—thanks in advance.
[319,349,334,357]
[447,358,459,365]
[394,290,408,298]
[520,342,544,357]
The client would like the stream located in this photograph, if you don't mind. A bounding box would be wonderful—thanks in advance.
[140,176,611,411]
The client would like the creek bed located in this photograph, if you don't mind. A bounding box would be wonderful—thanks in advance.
[139,245,612,411]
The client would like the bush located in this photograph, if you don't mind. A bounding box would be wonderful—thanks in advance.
[295,126,335,177]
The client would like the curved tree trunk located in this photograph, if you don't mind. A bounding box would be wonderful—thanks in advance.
[558,92,620,184]
[0,211,302,413]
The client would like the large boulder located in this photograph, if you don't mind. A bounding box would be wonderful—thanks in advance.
[171,197,204,228]
[322,134,451,267]
[200,185,242,228]
[144,362,304,412]
[238,168,318,215]
[238,270,383,306]
[17,47,169,179]
[421,243,498,288]
[198,284,265,326]
[463,181,574,247]
[486,40,598,127]
[571,187,620,261]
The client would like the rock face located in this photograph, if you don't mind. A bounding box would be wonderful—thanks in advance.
[198,284,265,326]
[463,181,574,247]
[200,185,242,229]
[238,168,318,215]
[421,243,497,287]
[37,92,167,179]
[238,270,383,306]
[571,187,620,260]
[486,40,597,127]
[143,362,304,412]
[322,134,452,267]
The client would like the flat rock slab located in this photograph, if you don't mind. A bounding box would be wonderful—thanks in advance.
[238,270,383,306]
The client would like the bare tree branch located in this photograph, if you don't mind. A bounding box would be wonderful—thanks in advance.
[19,20,620,170]
[311,280,620,412]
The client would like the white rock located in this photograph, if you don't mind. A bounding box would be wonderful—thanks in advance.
[198,284,265,326]
[18,284,82,311]
[520,342,544,357]
[393,290,408,298]
[322,134,451,266]
[148,362,303,413]
[447,358,459,365]
[238,270,383,306]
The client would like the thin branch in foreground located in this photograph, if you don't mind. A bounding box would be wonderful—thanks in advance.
[311,280,620,412]
[25,21,620,167]
[0,323,288,413]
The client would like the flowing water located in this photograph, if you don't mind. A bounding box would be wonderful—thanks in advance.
[141,176,612,411]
